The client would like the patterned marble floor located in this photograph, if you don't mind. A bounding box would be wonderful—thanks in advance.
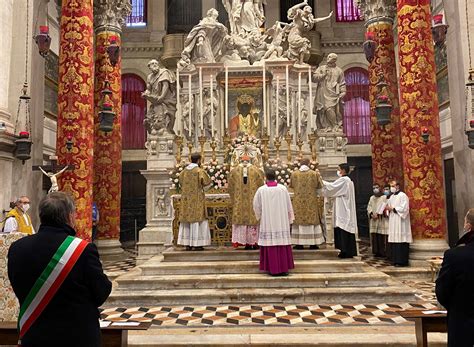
[100,302,438,327]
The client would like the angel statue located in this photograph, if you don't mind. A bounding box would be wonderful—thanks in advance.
[286,0,332,64]
[222,0,266,36]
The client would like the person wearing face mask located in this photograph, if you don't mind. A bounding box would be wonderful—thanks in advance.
[367,184,389,257]
[386,180,412,266]
[435,208,474,347]
[2,196,34,234]
[321,163,358,258]
[7,191,111,346]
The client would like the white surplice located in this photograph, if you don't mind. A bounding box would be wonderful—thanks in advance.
[367,195,388,235]
[387,192,412,243]
[253,184,294,246]
[321,176,358,235]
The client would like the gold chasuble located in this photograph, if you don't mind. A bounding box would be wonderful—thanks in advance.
[178,167,212,223]
[228,164,265,225]
[290,169,323,225]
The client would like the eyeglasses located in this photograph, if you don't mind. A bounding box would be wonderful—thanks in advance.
[20,201,30,204]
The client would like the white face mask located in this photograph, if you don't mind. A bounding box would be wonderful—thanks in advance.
[22,204,30,212]
[373,188,380,194]
[390,187,397,193]
[336,170,342,177]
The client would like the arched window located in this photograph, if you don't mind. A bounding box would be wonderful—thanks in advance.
[280,0,314,22]
[122,74,146,149]
[343,67,370,144]
[167,0,202,34]
[335,0,362,22]
[126,0,147,27]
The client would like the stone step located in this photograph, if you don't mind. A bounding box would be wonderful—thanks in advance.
[106,286,417,307]
[383,267,432,281]
[116,272,391,291]
[140,259,368,276]
[162,249,341,262]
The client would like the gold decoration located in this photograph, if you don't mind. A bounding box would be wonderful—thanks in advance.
[284,130,293,162]
[260,128,270,162]
[187,141,193,161]
[296,135,304,159]
[210,137,218,161]
[307,130,318,162]
[274,136,282,160]
[198,135,206,161]
[175,134,184,163]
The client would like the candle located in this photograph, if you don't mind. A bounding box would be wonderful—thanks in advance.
[176,68,181,133]
[308,66,313,130]
[276,75,280,137]
[188,74,192,137]
[298,72,301,134]
[225,67,229,130]
[263,62,266,129]
[199,67,203,133]
[210,74,214,137]
[286,64,290,128]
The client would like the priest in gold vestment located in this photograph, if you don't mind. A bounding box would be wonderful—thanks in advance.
[290,158,324,249]
[228,155,265,249]
[177,153,213,250]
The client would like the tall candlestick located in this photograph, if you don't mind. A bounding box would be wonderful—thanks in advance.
[309,66,313,130]
[199,67,203,133]
[263,62,266,129]
[297,72,302,134]
[225,67,229,130]
[286,64,290,128]
[276,75,280,137]
[188,74,192,137]
[210,74,214,137]
[176,68,181,134]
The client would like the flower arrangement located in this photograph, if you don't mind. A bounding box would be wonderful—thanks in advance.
[265,158,320,187]
[203,159,230,191]
[229,134,262,152]
[169,163,185,191]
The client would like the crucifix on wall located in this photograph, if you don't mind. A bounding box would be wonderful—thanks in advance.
[32,156,74,193]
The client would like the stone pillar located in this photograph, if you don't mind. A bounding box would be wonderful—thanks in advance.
[444,0,474,233]
[0,0,14,130]
[93,0,131,258]
[357,0,404,185]
[57,0,95,240]
[396,0,448,260]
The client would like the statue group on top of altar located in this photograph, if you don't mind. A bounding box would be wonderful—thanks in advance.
[177,0,333,69]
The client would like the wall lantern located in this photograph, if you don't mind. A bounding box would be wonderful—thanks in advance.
[107,36,120,67]
[35,26,51,57]
[98,81,115,133]
[421,127,430,144]
[363,31,377,63]
[15,131,32,163]
[432,14,448,47]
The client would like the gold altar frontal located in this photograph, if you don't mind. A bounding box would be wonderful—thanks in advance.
[172,192,325,246]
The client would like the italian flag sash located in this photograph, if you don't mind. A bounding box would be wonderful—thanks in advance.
[17,236,88,345]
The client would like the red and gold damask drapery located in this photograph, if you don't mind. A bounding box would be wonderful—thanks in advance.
[397,0,447,239]
[57,0,95,240]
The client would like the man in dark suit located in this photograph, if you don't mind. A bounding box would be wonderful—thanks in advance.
[436,208,474,347]
[8,192,112,347]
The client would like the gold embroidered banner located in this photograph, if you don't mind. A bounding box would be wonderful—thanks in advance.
[57,0,94,240]
[397,0,447,239]
[93,31,122,240]
[368,22,404,186]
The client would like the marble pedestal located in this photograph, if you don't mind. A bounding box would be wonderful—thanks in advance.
[138,134,175,263]
[409,238,449,266]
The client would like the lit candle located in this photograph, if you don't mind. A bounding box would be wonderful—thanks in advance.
[225,67,229,130]
[188,74,192,137]
[199,67,203,133]
[309,66,313,130]
[210,74,214,137]
[276,75,280,137]
[176,68,181,133]
[298,72,302,134]
[263,62,266,130]
[286,64,290,128]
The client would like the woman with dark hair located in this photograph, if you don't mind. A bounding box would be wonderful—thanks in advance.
[253,168,295,276]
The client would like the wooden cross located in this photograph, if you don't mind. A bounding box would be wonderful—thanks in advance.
[32,155,75,173]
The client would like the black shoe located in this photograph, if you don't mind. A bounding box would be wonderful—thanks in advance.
[185,246,192,251]
[194,246,204,251]
[309,245,319,250]
[293,245,304,250]
[338,252,346,258]
[244,245,252,250]
[252,245,259,250]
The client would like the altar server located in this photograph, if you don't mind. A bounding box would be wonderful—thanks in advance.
[367,183,389,257]
[177,153,212,251]
[228,154,265,249]
[253,168,295,276]
[386,180,412,266]
[321,163,358,258]
[290,158,324,249]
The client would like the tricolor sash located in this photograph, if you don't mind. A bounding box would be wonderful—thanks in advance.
[17,236,88,345]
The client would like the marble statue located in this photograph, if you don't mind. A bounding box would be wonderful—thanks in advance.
[181,94,195,140]
[143,59,177,135]
[39,166,68,193]
[313,53,346,132]
[262,21,289,60]
[155,188,168,216]
[273,87,288,136]
[222,0,266,36]
[202,88,219,138]
[178,8,228,70]
[286,1,332,64]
